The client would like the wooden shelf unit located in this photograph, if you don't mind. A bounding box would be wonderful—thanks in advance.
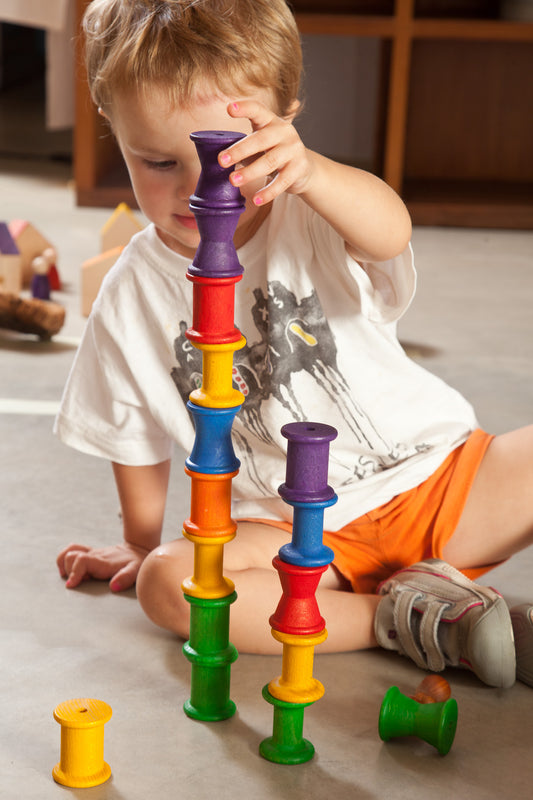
[74,0,533,228]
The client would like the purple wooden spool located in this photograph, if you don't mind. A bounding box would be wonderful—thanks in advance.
[278,422,337,504]
[188,131,246,279]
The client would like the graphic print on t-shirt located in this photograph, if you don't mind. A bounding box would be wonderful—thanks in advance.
[171,280,416,492]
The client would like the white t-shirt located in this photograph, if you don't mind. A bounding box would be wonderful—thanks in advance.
[55,193,477,529]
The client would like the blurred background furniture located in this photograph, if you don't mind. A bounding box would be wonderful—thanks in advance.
[73,0,533,228]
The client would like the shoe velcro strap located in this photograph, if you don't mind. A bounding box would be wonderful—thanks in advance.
[394,590,428,670]
[395,589,450,672]
[419,599,449,672]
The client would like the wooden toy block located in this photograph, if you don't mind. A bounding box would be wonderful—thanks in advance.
[100,202,143,253]
[0,253,22,295]
[8,219,53,286]
[0,222,22,295]
[81,245,123,317]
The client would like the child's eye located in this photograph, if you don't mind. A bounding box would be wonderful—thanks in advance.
[144,159,176,170]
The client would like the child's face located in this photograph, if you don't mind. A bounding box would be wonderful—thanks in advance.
[109,86,272,258]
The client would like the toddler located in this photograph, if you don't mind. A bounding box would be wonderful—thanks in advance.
[56,0,533,688]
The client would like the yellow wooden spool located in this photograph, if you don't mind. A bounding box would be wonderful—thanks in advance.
[181,529,236,599]
[268,629,328,704]
[189,336,246,408]
[52,698,112,788]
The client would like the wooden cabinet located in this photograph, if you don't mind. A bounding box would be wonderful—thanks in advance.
[74,0,533,228]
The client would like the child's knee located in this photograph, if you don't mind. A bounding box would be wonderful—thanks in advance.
[137,540,193,636]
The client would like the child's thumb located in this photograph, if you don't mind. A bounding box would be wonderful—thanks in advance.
[109,564,138,592]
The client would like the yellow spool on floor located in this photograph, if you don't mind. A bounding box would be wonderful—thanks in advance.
[52,698,112,788]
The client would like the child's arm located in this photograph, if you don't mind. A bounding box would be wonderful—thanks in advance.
[219,100,412,264]
[56,460,171,591]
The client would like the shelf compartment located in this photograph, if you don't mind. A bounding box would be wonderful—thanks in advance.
[404,179,533,228]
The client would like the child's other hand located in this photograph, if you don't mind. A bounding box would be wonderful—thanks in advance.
[218,100,312,207]
[57,542,149,592]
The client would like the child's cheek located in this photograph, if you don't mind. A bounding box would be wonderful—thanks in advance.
[131,176,163,222]
[140,174,165,205]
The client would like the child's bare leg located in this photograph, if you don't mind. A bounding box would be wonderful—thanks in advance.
[136,521,379,654]
[444,425,533,570]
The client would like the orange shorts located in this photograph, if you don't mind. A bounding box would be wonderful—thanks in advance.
[242,429,499,595]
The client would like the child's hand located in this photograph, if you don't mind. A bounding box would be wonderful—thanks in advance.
[218,100,312,207]
[57,542,150,592]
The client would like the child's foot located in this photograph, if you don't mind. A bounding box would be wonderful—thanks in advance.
[374,559,516,688]
[510,604,533,686]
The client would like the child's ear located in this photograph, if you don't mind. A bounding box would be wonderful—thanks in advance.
[284,99,301,123]
[97,106,115,134]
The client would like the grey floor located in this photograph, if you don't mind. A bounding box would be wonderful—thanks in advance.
[2,156,533,800]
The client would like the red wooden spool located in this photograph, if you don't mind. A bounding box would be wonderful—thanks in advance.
[269,556,328,636]
[185,273,242,344]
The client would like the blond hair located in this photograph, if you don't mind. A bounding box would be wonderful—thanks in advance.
[83,0,302,116]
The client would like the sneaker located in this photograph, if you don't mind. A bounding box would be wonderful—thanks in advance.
[374,559,516,689]
[510,604,533,686]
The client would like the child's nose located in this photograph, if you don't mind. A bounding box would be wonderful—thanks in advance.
[178,168,201,201]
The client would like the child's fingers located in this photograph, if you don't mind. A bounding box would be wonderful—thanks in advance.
[223,125,291,168]
[57,553,67,577]
[232,142,311,206]
[219,101,309,203]
[218,101,282,169]
[64,549,113,587]
[61,544,145,590]
[57,543,91,576]
[65,552,91,588]
[226,99,276,131]
[252,161,310,207]
[229,140,294,188]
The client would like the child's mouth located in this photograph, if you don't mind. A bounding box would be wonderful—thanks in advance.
[174,214,198,230]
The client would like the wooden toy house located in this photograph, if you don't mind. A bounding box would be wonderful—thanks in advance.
[81,245,124,317]
[100,202,143,252]
[81,203,143,316]
[0,222,23,295]
[8,219,54,286]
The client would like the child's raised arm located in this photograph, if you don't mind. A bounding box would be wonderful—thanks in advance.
[219,99,412,264]
[57,460,171,592]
